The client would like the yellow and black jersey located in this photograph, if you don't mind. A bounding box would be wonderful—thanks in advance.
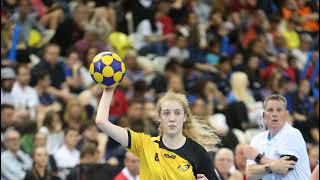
[127,130,218,180]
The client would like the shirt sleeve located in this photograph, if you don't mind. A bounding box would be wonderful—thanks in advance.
[127,130,151,158]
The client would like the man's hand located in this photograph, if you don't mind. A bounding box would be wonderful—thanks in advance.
[244,145,259,160]
[270,156,296,175]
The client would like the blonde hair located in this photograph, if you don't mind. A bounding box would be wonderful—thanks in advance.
[230,72,255,106]
[156,91,220,151]
[64,99,87,125]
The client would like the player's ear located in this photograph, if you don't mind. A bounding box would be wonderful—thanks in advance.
[262,112,265,118]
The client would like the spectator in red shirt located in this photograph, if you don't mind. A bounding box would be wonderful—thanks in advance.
[114,151,139,180]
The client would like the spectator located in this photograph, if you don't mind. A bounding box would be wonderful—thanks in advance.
[39,111,64,155]
[12,64,39,120]
[10,0,45,49]
[63,98,88,130]
[1,128,32,180]
[63,48,92,93]
[143,100,159,137]
[308,100,319,144]
[30,43,72,102]
[77,121,107,162]
[234,144,247,178]
[50,3,86,56]
[53,128,80,179]
[245,94,311,179]
[36,0,65,30]
[32,132,59,176]
[114,151,140,180]
[74,24,107,59]
[1,67,17,105]
[24,146,60,180]
[291,33,313,70]
[1,104,16,141]
[214,148,243,180]
[292,79,313,143]
[33,70,62,126]
[167,33,190,62]
[67,142,115,180]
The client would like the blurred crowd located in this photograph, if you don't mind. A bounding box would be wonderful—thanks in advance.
[1,0,319,179]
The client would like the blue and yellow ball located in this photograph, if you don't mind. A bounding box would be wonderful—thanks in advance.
[89,52,126,88]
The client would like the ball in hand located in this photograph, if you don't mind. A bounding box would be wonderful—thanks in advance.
[89,52,126,88]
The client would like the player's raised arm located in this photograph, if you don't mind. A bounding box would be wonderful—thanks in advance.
[95,88,128,147]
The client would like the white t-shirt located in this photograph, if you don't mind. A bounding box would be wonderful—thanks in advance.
[247,123,311,180]
[53,144,80,169]
[11,82,39,118]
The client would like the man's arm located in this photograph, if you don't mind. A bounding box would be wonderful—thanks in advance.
[245,145,296,179]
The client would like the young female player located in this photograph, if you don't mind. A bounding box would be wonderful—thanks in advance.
[95,88,220,180]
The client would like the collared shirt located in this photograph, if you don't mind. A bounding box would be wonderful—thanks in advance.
[247,123,311,180]
[1,150,32,180]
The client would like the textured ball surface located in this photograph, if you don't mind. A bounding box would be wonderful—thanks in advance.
[89,52,126,88]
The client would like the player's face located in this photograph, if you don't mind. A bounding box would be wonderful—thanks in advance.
[264,100,288,131]
[160,100,186,136]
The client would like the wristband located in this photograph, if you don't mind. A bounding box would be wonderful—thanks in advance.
[255,153,264,164]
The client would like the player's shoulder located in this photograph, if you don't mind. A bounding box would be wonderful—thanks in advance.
[185,138,208,154]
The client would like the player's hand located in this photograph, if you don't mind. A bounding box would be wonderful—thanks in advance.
[197,174,208,180]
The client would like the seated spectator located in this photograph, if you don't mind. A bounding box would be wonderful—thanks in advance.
[50,3,86,56]
[63,98,88,130]
[143,100,159,137]
[12,64,39,121]
[37,0,65,30]
[1,104,16,142]
[292,79,314,143]
[10,0,46,49]
[33,132,59,175]
[33,70,62,126]
[77,121,107,162]
[167,33,190,62]
[24,146,60,180]
[234,144,247,179]
[214,148,243,180]
[63,48,93,93]
[67,142,116,180]
[39,111,64,155]
[1,67,17,106]
[114,151,140,180]
[308,100,319,144]
[53,128,80,179]
[1,128,32,180]
[30,43,73,103]
[74,25,107,59]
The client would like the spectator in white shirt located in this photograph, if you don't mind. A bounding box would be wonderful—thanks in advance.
[11,64,39,120]
[53,127,80,179]
[1,128,32,180]
[245,94,311,180]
